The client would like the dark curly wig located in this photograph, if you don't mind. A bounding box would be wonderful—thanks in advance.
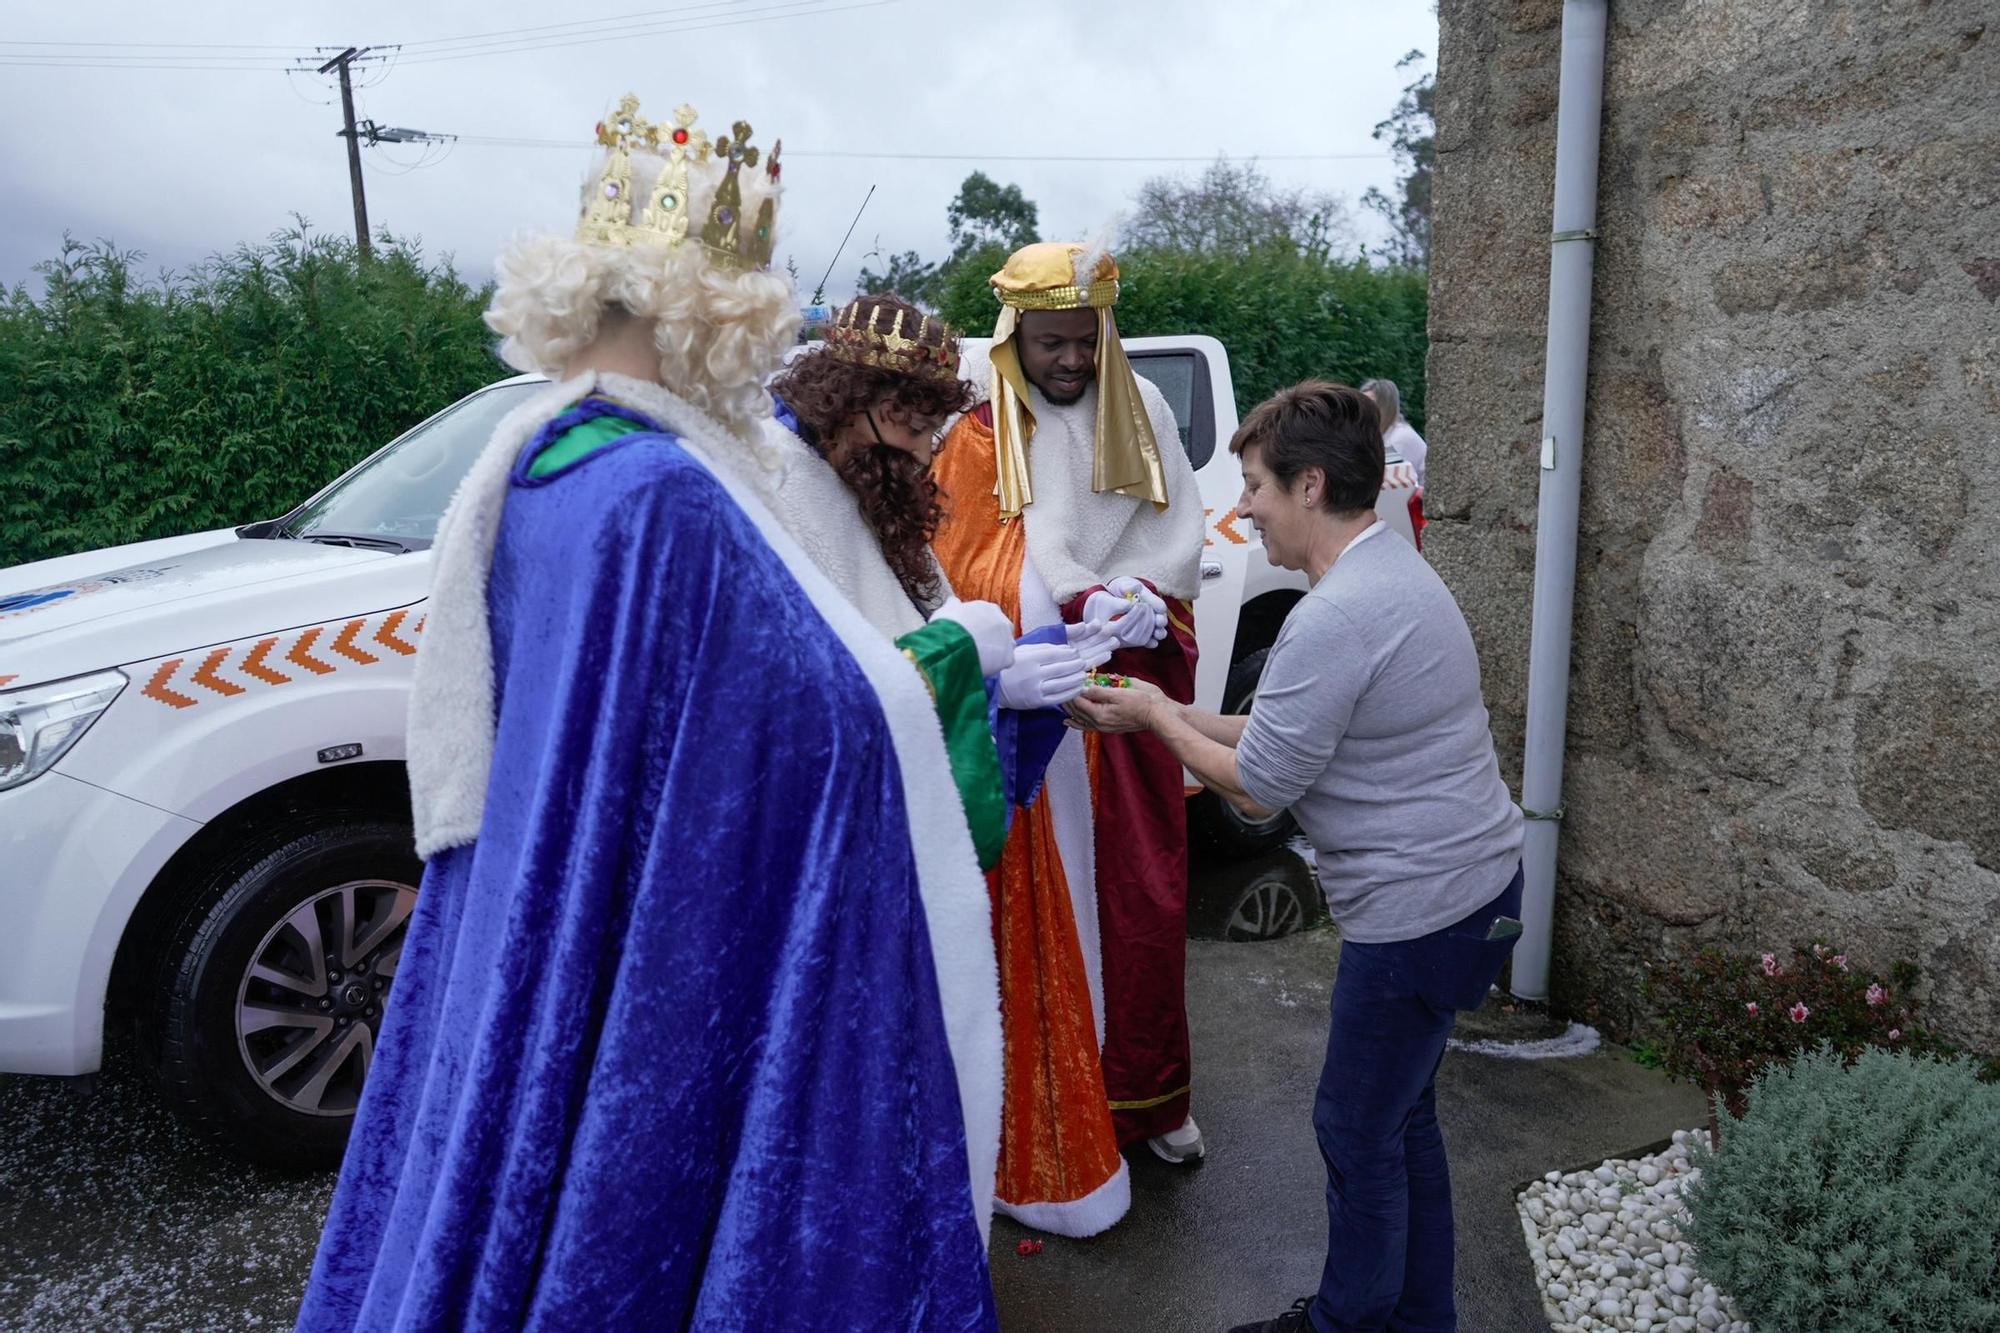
[770,295,976,609]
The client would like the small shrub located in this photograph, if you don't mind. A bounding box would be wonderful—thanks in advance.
[1684,1046,2000,1331]
[1645,941,1936,1137]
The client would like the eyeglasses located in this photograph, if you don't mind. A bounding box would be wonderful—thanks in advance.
[866,407,949,454]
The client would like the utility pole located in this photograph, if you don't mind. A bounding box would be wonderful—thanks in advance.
[317,47,373,260]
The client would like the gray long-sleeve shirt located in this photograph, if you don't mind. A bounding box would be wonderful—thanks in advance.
[1235,526,1523,943]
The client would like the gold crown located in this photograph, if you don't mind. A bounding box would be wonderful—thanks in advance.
[822,300,960,383]
[575,94,779,271]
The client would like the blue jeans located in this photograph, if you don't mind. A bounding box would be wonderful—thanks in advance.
[1309,865,1524,1333]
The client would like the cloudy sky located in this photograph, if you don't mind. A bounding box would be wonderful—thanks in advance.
[2,1,1435,298]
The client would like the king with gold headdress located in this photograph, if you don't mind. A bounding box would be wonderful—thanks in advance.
[932,241,1207,1238]
[295,95,1004,1332]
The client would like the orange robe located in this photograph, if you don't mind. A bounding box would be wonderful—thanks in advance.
[933,404,1199,1233]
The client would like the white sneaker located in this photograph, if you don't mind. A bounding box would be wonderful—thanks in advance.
[1147,1114,1206,1164]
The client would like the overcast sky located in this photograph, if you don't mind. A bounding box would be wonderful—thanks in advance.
[2,1,1436,300]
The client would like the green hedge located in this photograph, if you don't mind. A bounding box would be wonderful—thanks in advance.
[0,227,500,568]
[936,243,1427,430]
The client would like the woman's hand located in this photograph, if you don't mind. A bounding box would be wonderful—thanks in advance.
[1066,677,1169,734]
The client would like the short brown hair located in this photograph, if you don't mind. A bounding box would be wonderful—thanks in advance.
[1229,379,1385,516]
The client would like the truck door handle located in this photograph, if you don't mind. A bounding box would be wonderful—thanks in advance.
[1200,559,1224,581]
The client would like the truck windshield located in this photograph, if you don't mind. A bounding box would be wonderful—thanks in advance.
[285,383,541,545]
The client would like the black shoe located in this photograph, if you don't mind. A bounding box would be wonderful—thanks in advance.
[1226,1295,1314,1333]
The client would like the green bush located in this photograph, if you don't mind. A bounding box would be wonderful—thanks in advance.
[1684,1046,2000,1331]
[0,225,499,568]
[1645,941,1947,1137]
[936,244,1428,429]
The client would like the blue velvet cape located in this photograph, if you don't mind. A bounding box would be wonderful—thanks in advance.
[296,415,997,1331]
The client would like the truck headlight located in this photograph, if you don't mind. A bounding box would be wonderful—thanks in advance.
[0,670,127,791]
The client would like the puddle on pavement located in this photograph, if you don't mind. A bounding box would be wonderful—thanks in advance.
[1186,840,1329,942]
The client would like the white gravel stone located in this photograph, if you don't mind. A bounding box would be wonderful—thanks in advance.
[1516,1128,1751,1332]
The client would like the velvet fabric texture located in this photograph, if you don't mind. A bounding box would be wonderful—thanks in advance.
[296,413,996,1331]
[932,408,1131,1238]
[1063,583,1199,1147]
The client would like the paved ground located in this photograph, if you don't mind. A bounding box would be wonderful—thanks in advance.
[0,851,1705,1331]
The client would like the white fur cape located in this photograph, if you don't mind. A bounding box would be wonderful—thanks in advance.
[756,418,951,641]
[405,370,1003,1243]
[955,343,1204,605]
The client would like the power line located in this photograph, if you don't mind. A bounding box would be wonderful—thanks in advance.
[392,0,740,49]
[393,0,886,65]
[449,134,1393,163]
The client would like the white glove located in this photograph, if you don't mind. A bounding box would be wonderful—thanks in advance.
[1064,617,1119,669]
[996,640,1089,710]
[1082,587,1160,651]
[1106,575,1170,647]
[931,598,1016,676]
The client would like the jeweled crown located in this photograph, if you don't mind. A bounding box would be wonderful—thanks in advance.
[575,94,780,271]
[822,300,960,384]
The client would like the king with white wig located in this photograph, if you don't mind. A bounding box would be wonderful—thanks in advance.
[295,94,1003,1331]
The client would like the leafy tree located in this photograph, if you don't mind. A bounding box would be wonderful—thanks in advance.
[1124,156,1350,259]
[854,242,938,305]
[944,171,1040,264]
[1362,49,1434,268]
[852,172,1039,309]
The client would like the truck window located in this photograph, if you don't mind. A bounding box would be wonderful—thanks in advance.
[1128,350,1216,471]
[286,383,542,546]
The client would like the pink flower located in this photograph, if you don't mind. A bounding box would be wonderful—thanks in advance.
[1761,953,1781,977]
[1866,983,1887,1007]
[1833,954,1850,971]
[1788,1002,1811,1024]
[1888,1028,1901,1041]
[1745,1002,1760,1017]
[1812,944,1827,958]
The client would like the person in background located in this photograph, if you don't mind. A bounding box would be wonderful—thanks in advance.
[1071,380,1523,1333]
[1361,377,1427,488]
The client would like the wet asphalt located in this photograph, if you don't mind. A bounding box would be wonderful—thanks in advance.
[0,847,1706,1331]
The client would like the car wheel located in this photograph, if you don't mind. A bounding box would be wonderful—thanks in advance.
[144,818,419,1169]
[1187,647,1298,857]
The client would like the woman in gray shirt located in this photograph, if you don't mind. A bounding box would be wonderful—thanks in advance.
[1073,380,1523,1333]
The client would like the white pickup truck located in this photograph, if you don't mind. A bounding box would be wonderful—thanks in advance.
[0,335,1416,1164]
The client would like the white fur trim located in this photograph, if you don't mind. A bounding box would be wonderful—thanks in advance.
[1017,553,1103,1050]
[406,373,1003,1246]
[408,374,588,859]
[1018,375,1205,604]
[665,397,1002,1247]
[758,419,951,638]
[949,341,1204,603]
[994,1157,1131,1239]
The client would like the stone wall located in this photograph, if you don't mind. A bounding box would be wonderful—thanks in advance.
[1427,0,1999,1049]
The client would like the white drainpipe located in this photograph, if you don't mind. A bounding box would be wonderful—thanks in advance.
[1513,0,1609,1001]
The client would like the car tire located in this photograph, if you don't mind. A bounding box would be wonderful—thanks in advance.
[1187,647,1298,858]
[141,817,420,1170]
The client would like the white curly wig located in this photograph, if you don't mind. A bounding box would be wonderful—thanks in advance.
[484,134,799,437]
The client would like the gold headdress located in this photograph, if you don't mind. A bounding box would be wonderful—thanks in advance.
[822,299,961,384]
[985,241,1167,519]
[575,94,781,271]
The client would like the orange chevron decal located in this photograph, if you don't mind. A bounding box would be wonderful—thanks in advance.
[331,619,379,666]
[373,609,418,656]
[287,627,338,676]
[142,660,199,709]
[240,638,291,686]
[1213,511,1250,545]
[191,648,247,697]
[0,674,15,689]
[415,615,426,633]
